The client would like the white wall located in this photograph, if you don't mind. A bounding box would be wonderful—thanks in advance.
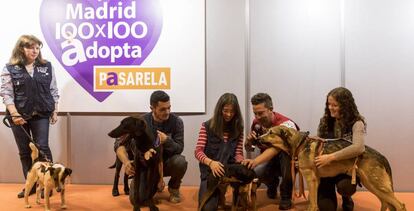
[345,0,414,192]
[0,0,247,186]
[249,0,342,132]
[249,0,414,191]
[1,0,413,192]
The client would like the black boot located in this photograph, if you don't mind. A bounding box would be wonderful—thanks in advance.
[342,196,354,211]
[17,186,36,198]
[266,184,277,199]
[279,196,292,210]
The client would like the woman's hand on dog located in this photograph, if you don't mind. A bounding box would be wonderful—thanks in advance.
[315,153,336,168]
[210,161,225,177]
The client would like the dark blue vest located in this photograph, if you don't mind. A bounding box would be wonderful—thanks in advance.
[199,120,240,180]
[6,62,55,118]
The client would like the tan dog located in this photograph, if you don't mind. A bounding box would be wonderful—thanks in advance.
[259,125,406,211]
[24,143,72,211]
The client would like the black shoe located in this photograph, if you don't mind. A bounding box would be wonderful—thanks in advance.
[41,189,53,199]
[17,187,36,198]
[279,198,292,210]
[266,186,277,199]
[342,196,354,211]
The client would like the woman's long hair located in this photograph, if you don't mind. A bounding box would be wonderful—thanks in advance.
[9,35,47,66]
[318,87,366,138]
[209,93,243,139]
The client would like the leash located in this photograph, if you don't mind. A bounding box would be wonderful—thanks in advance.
[291,132,310,200]
[314,137,360,185]
[3,114,51,162]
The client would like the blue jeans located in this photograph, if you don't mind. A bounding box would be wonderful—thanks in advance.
[11,116,52,179]
[254,151,292,200]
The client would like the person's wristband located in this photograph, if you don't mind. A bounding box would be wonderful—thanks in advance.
[208,160,213,167]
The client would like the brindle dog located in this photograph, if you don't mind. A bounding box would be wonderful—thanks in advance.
[259,125,406,211]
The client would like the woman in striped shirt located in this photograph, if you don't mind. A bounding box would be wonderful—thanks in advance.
[195,93,244,211]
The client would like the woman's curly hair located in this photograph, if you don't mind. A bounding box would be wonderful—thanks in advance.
[318,87,366,138]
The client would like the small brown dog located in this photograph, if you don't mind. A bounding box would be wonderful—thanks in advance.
[24,142,72,211]
[259,125,406,211]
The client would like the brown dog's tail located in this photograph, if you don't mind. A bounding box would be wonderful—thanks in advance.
[29,142,39,162]
[366,146,392,176]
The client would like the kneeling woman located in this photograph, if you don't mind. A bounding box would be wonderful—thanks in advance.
[315,87,366,211]
[195,93,244,211]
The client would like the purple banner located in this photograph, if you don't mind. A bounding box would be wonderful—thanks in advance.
[40,0,163,101]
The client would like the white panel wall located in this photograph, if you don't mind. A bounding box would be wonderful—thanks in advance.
[250,0,342,134]
[345,0,414,191]
[1,0,413,192]
[182,0,247,186]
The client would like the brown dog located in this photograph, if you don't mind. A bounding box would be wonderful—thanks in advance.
[24,143,72,211]
[259,125,406,211]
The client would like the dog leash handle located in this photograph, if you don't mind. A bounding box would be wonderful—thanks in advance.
[2,116,11,128]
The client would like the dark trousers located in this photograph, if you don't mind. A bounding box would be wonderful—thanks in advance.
[198,179,234,211]
[318,174,356,211]
[198,179,219,211]
[163,154,188,189]
[129,154,188,205]
[11,116,52,179]
[254,151,292,200]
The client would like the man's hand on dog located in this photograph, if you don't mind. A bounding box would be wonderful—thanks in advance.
[157,130,168,144]
[144,148,157,160]
[315,153,335,168]
[241,159,258,169]
[209,161,225,177]
[124,160,135,176]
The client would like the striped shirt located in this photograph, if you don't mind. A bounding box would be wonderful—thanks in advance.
[194,123,244,163]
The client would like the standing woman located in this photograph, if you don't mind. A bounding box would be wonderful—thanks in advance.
[1,35,59,198]
[195,93,244,211]
[315,87,366,211]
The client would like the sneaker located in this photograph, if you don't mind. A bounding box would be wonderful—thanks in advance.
[342,196,354,211]
[279,198,292,210]
[266,186,277,199]
[168,187,181,203]
[17,187,36,198]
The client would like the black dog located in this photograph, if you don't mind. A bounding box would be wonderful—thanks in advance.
[199,164,257,211]
[108,146,133,196]
[108,116,161,211]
